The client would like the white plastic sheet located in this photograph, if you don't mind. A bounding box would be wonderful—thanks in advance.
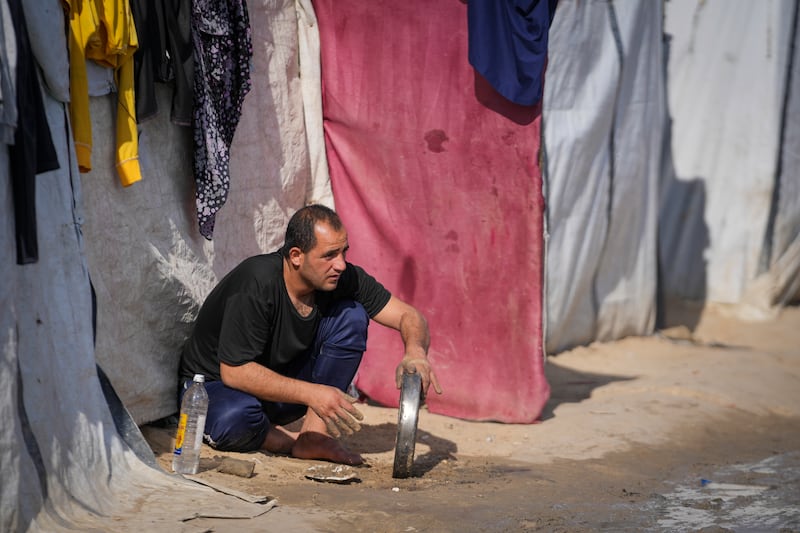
[544,0,799,353]
[660,0,798,308]
[543,0,663,353]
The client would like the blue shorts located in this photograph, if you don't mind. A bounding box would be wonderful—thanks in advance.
[179,299,369,452]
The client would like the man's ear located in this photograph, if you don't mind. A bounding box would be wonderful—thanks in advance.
[288,247,303,268]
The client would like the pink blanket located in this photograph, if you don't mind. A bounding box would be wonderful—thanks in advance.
[314,0,549,422]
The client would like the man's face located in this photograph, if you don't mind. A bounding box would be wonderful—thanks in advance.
[299,222,349,291]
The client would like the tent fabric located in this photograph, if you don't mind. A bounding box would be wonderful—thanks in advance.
[1,82,270,532]
[543,0,800,351]
[314,0,550,423]
[80,0,330,425]
[747,1,800,309]
[542,0,663,353]
[296,0,334,208]
[659,0,798,309]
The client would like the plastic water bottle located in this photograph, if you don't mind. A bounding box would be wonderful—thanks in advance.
[172,374,208,474]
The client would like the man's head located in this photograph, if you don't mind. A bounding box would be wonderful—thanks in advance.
[282,204,344,258]
[283,205,348,292]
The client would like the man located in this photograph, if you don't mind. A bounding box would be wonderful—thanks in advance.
[178,204,442,465]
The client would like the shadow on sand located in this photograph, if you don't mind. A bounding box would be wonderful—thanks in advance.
[539,360,635,421]
[344,421,458,478]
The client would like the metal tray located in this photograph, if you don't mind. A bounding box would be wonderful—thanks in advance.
[392,372,422,478]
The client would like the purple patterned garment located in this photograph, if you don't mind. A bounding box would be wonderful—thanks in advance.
[192,0,253,239]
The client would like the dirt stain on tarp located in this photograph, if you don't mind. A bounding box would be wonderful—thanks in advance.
[424,129,449,153]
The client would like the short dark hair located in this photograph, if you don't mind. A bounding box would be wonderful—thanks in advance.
[281,204,343,258]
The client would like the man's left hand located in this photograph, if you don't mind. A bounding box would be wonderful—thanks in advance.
[395,356,443,396]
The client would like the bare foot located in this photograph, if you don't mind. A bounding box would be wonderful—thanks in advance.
[262,425,298,454]
[291,432,364,465]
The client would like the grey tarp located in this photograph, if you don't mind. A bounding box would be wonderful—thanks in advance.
[81,0,333,425]
[0,76,276,532]
[543,0,664,353]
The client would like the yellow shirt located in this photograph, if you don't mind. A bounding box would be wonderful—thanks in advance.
[66,0,141,187]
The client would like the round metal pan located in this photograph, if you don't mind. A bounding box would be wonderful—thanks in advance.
[392,372,422,478]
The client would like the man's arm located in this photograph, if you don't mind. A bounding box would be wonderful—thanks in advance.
[220,361,363,437]
[372,295,443,395]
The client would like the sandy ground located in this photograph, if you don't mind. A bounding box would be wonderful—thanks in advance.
[142,304,800,531]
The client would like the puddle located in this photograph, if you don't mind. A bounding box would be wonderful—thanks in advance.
[652,452,800,531]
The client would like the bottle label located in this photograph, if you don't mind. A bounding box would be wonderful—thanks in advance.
[173,413,188,456]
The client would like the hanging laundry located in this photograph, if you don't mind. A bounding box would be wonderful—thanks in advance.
[467,0,559,107]
[130,0,193,125]
[7,0,59,265]
[65,0,141,187]
[191,0,253,239]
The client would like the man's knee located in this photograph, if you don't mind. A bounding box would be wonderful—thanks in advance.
[204,385,269,452]
[319,300,369,351]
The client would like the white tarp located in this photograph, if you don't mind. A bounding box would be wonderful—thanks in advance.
[743,0,800,310]
[660,0,799,311]
[544,0,800,353]
[770,2,800,303]
[543,0,663,353]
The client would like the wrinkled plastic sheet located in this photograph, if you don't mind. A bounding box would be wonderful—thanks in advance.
[0,91,275,531]
[542,0,662,353]
[660,0,798,306]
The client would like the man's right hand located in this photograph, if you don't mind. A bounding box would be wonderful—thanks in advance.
[309,385,364,438]
[220,362,365,438]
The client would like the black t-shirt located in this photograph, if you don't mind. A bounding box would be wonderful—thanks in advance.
[179,252,391,382]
